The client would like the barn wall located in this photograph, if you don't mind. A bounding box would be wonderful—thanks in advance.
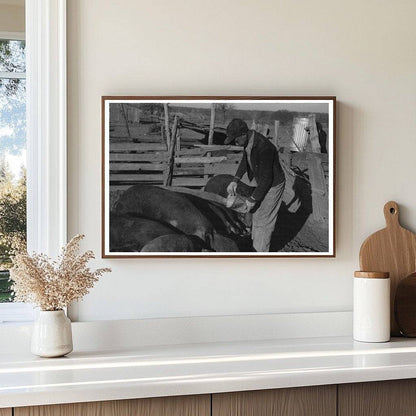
[0,4,24,33]
[67,0,416,322]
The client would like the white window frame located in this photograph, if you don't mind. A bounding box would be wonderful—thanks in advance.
[0,31,29,322]
[0,0,67,323]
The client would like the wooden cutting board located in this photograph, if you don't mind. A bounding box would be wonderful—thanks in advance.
[359,201,416,336]
[395,273,416,337]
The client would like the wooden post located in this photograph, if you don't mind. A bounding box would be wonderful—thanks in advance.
[208,104,216,146]
[204,104,216,183]
[163,104,171,150]
[307,153,327,221]
[262,123,270,136]
[308,114,321,153]
[114,105,121,122]
[120,104,132,140]
[280,148,298,211]
[164,115,179,187]
[160,121,165,144]
[176,129,181,154]
[132,107,140,123]
[273,120,280,149]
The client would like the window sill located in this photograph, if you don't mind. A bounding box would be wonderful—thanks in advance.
[0,303,35,324]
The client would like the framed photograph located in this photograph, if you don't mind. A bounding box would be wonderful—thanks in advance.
[102,96,336,257]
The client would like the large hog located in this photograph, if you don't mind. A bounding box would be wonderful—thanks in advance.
[141,234,208,252]
[110,215,179,252]
[113,185,215,246]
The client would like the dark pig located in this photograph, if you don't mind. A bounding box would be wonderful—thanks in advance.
[109,214,180,252]
[141,234,209,252]
[113,185,214,246]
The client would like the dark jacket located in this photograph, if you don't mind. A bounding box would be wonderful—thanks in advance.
[234,131,285,202]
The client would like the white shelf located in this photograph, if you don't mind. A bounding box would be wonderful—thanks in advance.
[2,335,416,408]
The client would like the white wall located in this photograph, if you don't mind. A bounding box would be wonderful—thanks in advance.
[67,0,416,322]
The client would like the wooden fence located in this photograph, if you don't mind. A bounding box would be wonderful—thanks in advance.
[109,127,243,192]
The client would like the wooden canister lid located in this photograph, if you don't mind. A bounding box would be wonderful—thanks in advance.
[354,271,390,279]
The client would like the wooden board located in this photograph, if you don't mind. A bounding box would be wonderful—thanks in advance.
[109,178,206,188]
[110,162,166,171]
[110,163,204,176]
[193,144,243,152]
[110,143,167,152]
[110,174,165,182]
[212,386,336,416]
[110,136,163,143]
[394,272,416,336]
[110,153,168,162]
[110,169,206,182]
[338,380,416,416]
[0,409,12,416]
[109,147,227,162]
[359,201,416,335]
[307,153,327,221]
[174,156,227,164]
[15,395,210,416]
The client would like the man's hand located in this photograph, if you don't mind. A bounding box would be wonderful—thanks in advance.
[227,181,238,196]
[245,198,256,212]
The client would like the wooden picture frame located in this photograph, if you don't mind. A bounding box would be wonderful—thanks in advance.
[102,96,336,258]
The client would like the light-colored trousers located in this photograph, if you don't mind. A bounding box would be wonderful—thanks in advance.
[252,181,285,252]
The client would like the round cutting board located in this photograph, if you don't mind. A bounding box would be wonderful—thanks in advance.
[359,201,416,336]
[395,273,416,337]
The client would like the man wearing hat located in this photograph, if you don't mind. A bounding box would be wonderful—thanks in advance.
[225,118,285,252]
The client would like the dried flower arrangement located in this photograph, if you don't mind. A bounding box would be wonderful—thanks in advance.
[10,234,111,311]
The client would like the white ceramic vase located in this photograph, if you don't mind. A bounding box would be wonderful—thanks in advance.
[31,310,73,357]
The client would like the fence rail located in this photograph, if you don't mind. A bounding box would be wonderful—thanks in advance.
[109,140,243,188]
[109,112,244,189]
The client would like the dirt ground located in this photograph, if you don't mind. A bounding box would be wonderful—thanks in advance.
[232,189,328,253]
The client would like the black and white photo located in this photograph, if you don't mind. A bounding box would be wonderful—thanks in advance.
[102,97,335,257]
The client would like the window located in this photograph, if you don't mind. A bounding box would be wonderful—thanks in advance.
[0,0,67,324]
[0,34,26,307]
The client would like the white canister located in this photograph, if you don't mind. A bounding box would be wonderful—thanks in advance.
[353,271,390,342]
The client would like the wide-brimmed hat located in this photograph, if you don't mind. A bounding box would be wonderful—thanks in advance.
[224,119,248,145]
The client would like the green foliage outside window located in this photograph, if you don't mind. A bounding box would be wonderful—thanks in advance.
[0,39,27,302]
[0,160,26,302]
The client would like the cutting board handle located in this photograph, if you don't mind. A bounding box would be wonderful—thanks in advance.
[384,201,400,228]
